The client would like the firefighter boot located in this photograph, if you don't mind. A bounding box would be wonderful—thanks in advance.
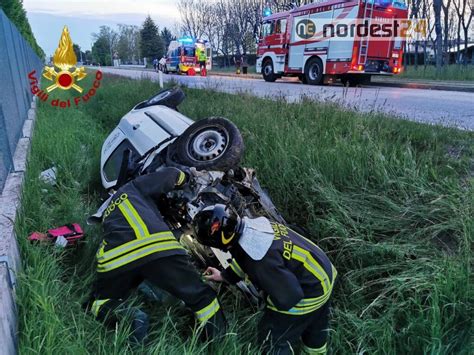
[130,308,150,344]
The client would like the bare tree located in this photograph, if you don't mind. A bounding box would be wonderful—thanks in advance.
[178,0,205,38]
[434,0,443,68]
[453,0,473,63]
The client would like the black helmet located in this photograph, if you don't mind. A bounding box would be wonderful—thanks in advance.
[193,204,243,250]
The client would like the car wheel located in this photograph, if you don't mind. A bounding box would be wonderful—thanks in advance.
[134,87,185,110]
[172,117,244,171]
[305,57,324,85]
[262,59,277,82]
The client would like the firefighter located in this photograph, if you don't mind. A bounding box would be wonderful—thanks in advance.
[88,167,226,343]
[193,204,337,354]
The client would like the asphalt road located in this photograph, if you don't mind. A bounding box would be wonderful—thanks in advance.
[97,67,474,131]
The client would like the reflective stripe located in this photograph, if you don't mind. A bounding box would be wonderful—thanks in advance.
[118,200,149,239]
[229,259,245,279]
[290,229,338,284]
[292,246,330,293]
[196,298,220,322]
[97,240,184,273]
[267,291,331,315]
[97,232,175,263]
[302,343,327,355]
[91,299,110,317]
[266,261,337,316]
[331,264,338,283]
[176,171,186,186]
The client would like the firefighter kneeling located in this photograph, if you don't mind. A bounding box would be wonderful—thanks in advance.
[86,167,226,343]
[193,204,337,354]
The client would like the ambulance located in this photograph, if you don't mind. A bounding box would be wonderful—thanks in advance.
[256,0,409,85]
[164,38,212,75]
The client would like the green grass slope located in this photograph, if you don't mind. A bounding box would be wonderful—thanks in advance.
[15,72,473,354]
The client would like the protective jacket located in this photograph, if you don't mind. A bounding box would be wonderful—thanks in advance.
[222,222,337,315]
[197,48,207,62]
[96,167,187,275]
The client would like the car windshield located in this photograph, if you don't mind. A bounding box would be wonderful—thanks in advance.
[182,46,195,57]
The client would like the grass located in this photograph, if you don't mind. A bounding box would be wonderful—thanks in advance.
[15,71,473,354]
[399,64,474,81]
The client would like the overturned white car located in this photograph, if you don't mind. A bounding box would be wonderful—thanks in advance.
[99,88,285,303]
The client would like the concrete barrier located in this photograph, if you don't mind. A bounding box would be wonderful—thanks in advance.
[0,99,37,355]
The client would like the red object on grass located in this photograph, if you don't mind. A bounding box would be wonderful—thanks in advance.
[187,68,196,76]
[201,68,207,77]
[28,223,84,246]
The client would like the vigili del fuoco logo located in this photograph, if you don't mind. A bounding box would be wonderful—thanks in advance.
[28,26,103,108]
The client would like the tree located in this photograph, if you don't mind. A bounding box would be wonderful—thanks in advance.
[178,0,205,38]
[453,0,474,63]
[0,0,45,58]
[117,24,140,64]
[73,43,85,63]
[434,0,443,69]
[91,26,118,65]
[140,16,164,60]
[91,36,109,65]
[161,27,175,50]
[84,50,93,64]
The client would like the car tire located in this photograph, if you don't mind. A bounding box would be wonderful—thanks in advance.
[304,57,324,85]
[134,88,185,110]
[172,117,244,171]
[262,59,277,82]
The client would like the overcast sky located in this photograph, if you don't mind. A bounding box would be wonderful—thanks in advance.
[23,0,180,56]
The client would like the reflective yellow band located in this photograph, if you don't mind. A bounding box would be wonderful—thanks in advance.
[97,240,184,273]
[267,291,331,315]
[266,262,337,316]
[91,299,110,317]
[97,232,175,263]
[196,298,220,322]
[118,199,149,239]
[229,259,245,279]
[302,343,327,355]
[290,229,338,284]
[292,246,331,293]
[176,171,186,186]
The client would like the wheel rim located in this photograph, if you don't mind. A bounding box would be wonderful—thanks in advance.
[188,128,228,162]
[309,63,320,81]
[264,63,273,76]
[148,91,171,105]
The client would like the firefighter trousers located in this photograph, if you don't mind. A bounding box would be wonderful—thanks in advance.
[90,255,226,341]
[259,301,330,355]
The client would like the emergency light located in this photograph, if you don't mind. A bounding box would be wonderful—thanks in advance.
[178,37,194,43]
[263,7,272,17]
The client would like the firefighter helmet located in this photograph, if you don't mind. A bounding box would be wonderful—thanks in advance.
[193,204,243,250]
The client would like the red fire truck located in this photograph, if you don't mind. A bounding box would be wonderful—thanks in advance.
[256,0,409,85]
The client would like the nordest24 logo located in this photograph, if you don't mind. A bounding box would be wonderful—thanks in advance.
[28,26,103,109]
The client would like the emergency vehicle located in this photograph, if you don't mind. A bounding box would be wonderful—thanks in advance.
[256,0,408,85]
[164,38,212,75]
